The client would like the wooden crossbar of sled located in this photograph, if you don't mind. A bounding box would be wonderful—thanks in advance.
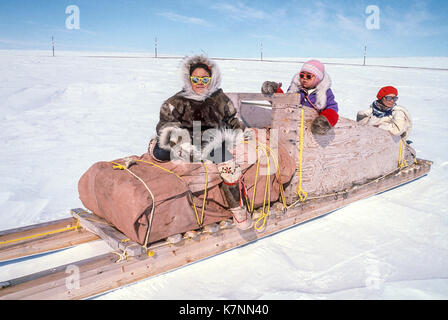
[0,93,432,300]
[0,217,99,262]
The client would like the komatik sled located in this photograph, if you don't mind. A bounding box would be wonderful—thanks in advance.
[0,93,431,299]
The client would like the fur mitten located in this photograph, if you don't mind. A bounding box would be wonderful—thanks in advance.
[311,115,332,135]
[261,81,281,95]
[171,142,201,161]
[158,126,190,151]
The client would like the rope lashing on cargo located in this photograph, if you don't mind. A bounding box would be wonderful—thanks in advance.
[196,160,209,226]
[111,159,156,249]
[244,140,287,231]
[257,142,287,211]
[111,248,129,263]
[0,217,81,246]
[243,140,269,230]
[245,141,260,214]
[241,136,289,231]
[111,158,208,231]
[296,107,308,202]
[135,159,208,227]
[254,143,271,231]
[398,139,408,169]
[251,141,287,208]
[251,143,270,213]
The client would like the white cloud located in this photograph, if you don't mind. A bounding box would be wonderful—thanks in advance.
[384,2,444,37]
[158,11,211,27]
[212,1,266,20]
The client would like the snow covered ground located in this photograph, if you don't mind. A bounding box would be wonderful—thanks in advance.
[1,50,447,299]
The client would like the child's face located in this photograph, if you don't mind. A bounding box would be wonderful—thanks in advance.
[381,94,398,108]
[299,72,316,89]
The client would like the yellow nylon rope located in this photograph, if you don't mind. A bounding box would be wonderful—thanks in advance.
[398,139,408,169]
[254,143,271,231]
[199,161,209,226]
[111,161,156,248]
[296,108,308,202]
[113,159,208,228]
[0,219,80,246]
[242,134,290,231]
[243,140,272,231]
[257,142,287,210]
[248,142,260,213]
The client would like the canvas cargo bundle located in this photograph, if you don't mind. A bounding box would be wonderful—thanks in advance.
[78,129,295,245]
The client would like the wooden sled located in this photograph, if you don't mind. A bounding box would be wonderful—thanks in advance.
[0,94,432,300]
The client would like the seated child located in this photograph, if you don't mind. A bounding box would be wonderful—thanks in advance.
[262,59,339,135]
[357,86,412,139]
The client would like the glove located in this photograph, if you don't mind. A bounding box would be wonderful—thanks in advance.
[261,81,281,95]
[311,115,332,135]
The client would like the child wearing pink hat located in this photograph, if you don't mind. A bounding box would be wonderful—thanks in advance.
[357,86,412,139]
[262,59,339,135]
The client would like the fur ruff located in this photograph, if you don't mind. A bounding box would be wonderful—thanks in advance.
[157,126,190,151]
[201,128,244,160]
[178,55,222,102]
[158,126,245,161]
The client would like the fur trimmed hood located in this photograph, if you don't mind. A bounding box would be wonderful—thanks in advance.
[287,72,332,110]
[178,55,222,102]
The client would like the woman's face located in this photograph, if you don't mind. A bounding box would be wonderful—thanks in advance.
[190,67,211,95]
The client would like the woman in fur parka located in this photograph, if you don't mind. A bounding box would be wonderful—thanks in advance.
[153,55,246,163]
[151,54,253,230]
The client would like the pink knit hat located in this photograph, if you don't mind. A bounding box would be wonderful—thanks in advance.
[301,59,325,84]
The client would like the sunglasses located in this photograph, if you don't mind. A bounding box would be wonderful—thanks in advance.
[383,96,398,102]
[190,76,211,85]
[299,72,314,80]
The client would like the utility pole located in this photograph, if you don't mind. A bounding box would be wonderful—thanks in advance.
[52,36,55,57]
[363,45,367,66]
[260,41,263,61]
[155,37,158,58]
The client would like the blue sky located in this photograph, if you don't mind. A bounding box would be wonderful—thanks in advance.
[0,0,447,58]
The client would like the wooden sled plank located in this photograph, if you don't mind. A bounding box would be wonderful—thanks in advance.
[227,92,298,128]
[0,159,431,300]
[0,217,99,262]
[70,209,145,258]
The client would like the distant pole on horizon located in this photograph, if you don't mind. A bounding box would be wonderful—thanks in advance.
[155,37,158,58]
[260,41,263,61]
[52,36,55,57]
[363,45,367,66]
